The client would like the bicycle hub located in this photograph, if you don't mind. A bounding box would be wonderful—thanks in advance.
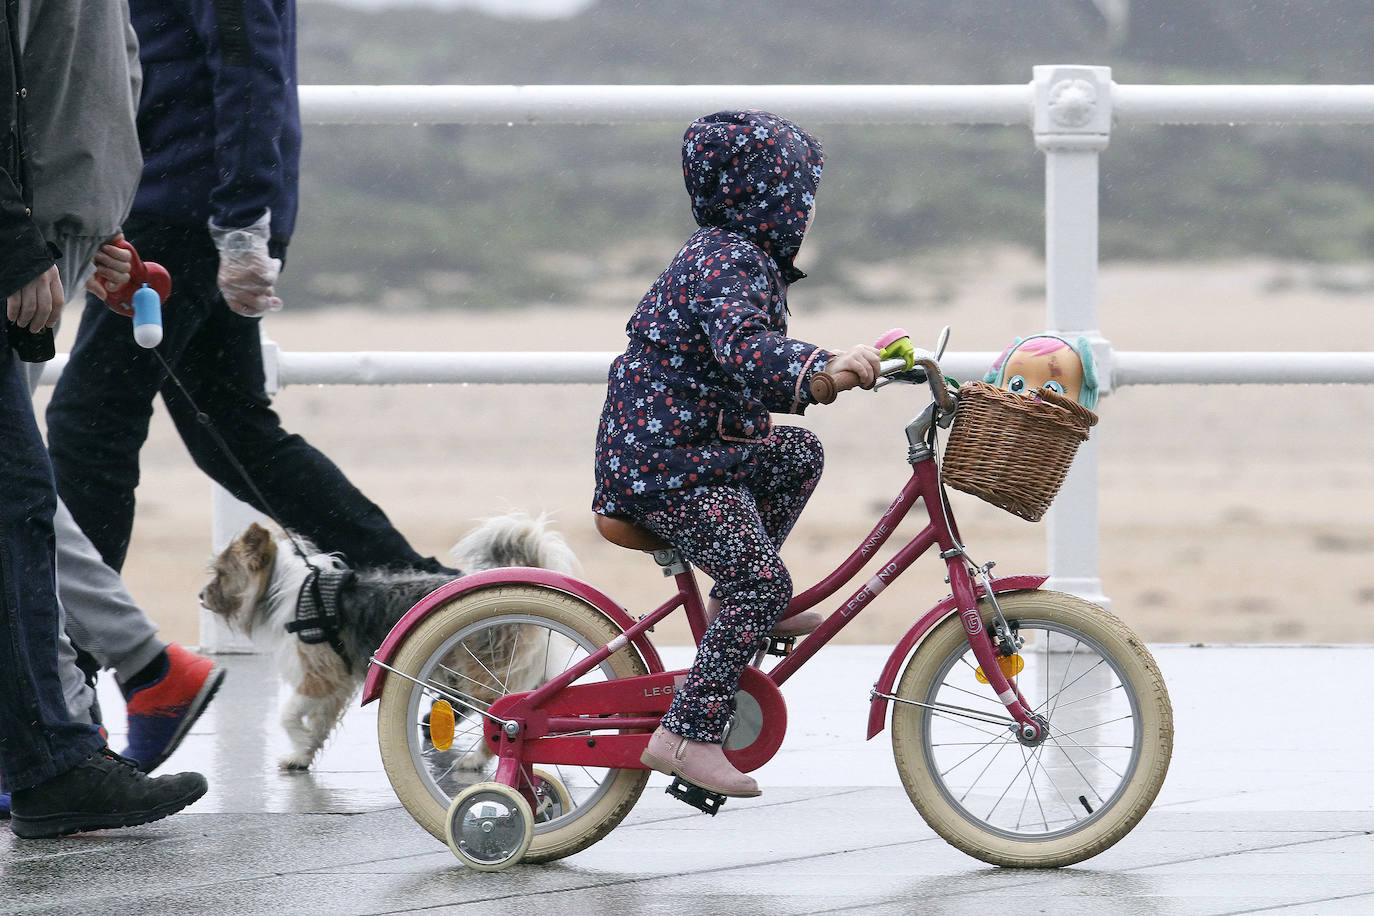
[1015,714,1050,747]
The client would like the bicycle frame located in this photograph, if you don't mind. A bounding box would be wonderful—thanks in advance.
[365,374,1053,785]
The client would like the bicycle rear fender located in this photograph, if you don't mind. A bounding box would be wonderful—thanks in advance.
[866,575,1047,739]
[360,567,666,705]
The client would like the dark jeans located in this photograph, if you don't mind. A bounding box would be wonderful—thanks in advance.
[0,345,104,790]
[46,218,445,574]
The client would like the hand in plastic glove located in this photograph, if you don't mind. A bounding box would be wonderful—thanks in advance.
[7,264,65,332]
[85,233,133,302]
[209,210,283,317]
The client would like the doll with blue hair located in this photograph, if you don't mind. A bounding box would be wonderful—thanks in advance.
[984,335,1100,409]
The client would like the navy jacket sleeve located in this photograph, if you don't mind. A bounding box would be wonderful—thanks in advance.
[693,246,832,415]
[188,0,288,230]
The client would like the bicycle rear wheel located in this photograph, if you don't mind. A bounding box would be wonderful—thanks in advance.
[377,584,651,863]
[890,590,1172,867]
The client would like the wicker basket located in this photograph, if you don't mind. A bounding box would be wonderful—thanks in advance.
[941,381,1099,522]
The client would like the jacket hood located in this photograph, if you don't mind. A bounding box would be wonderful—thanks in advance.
[682,110,823,282]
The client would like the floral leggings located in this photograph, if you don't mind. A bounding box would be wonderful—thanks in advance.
[625,425,824,743]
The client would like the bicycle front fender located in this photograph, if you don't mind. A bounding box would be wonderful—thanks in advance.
[866,574,1047,739]
[360,567,666,705]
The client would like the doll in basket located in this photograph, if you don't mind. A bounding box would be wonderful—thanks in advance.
[983,334,1100,408]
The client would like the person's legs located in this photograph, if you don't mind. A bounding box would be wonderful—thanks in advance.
[633,487,793,743]
[0,347,106,791]
[698,426,827,636]
[45,289,169,572]
[50,500,162,680]
[744,425,825,548]
[23,237,126,726]
[52,492,225,774]
[21,232,166,684]
[629,486,793,797]
[36,235,222,772]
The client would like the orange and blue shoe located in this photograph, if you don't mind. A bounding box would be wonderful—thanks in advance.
[121,644,225,773]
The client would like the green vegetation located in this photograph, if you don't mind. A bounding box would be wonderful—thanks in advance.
[282,0,1374,309]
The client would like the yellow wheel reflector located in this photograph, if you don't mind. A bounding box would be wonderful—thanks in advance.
[975,654,1024,684]
[429,699,456,751]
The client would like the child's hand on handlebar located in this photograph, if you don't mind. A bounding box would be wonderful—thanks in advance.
[823,344,883,391]
[85,233,133,302]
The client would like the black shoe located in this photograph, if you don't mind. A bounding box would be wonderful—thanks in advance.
[9,747,207,839]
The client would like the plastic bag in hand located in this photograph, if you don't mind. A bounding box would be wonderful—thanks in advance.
[209,210,283,316]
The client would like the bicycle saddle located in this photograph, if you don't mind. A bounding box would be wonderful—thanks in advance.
[594,514,671,552]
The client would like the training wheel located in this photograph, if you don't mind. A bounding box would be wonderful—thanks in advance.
[529,768,573,823]
[444,782,534,871]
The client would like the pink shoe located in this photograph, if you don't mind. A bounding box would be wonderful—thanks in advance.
[640,726,760,797]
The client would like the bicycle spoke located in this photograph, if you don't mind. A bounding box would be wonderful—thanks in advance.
[1047,635,1080,719]
[956,734,1016,806]
[464,639,507,694]
[1037,682,1124,716]
[1016,744,1051,833]
[1044,655,1108,714]
[937,729,1017,780]
[983,740,1041,822]
[940,678,1012,710]
[423,682,502,720]
[927,706,1015,738]
[1023,737,1085,827]
[1052,714,1134,742]
[436,661,499,697]
[503,626,522,690]
[1046,723,1129,783]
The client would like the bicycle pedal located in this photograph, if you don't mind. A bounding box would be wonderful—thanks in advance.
[665,776,726,816]
[765,635,796,657]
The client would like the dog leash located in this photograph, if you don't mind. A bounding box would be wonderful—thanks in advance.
[107,246,354,663]
[151,345,354,668]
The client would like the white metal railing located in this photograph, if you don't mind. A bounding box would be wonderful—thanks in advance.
[299,82,1374,126]
[40,68,1374,648]
[44,349,1374,389]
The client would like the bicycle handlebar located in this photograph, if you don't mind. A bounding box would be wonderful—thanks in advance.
[809,357,906,404]
[810,353,955,410]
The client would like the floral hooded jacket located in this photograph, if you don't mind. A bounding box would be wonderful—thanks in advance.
[592,110,834,515]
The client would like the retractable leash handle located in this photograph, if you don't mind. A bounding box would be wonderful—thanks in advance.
[104,239,170,348]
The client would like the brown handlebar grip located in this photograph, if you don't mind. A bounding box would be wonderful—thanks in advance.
[810,372,838,404]
[810,368,861,405]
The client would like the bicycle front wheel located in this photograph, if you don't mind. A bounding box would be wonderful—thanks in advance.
[377,584,651,864]
[890,590,1172,867]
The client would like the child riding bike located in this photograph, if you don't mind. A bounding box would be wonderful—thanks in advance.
[592,109,883,799]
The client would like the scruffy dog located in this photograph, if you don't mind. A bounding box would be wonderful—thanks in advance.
[202,512,577,770]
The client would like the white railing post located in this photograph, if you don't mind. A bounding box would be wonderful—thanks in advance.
[199,329,280,652]
[1033,65,1114,607]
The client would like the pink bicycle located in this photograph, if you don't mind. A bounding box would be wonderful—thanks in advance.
[361,327,1173,871]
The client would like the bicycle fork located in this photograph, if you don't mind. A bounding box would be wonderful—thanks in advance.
[944,554,1048,744]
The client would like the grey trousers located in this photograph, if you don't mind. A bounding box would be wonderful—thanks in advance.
[26,235,165,723]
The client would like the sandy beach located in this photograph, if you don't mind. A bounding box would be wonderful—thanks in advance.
[34,249,1374,649]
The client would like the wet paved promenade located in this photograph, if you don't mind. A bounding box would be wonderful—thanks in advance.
[4,645,1372,914]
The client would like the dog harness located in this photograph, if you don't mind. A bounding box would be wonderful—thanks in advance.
[286,565,356,670]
